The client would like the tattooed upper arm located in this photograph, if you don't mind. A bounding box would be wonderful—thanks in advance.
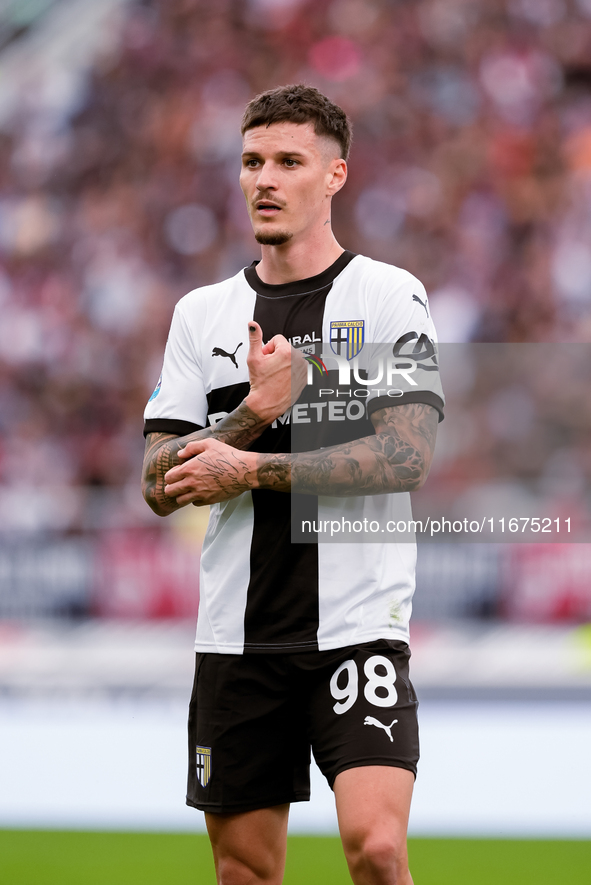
[370,403,438,488]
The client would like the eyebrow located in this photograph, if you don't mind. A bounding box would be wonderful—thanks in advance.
[241,150,307,159]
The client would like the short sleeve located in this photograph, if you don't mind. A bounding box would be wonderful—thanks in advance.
[143,301,208,437]
[365,274,445,422]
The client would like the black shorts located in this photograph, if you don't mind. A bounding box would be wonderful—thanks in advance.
[186,639,419,815]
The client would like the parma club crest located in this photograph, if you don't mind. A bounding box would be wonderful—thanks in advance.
[195,746,211,788]
[330,320,364,360]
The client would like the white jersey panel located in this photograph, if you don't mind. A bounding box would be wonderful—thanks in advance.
[191,275,254,402]
[144,296,209,427]
[311,255,440,651]
[196,494,255,654]
[316,494,416,650]
[144,271,256,426]
[322,255,443,414]
[323,255,434,344]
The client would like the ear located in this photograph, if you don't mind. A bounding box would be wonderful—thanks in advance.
[326,158,347,197]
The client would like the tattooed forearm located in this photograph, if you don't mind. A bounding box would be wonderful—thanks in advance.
[254,403,439,497]
[212,403,270,449]
[141,402,270,515]
[256,458,291,490]
[262,434,423,496]
[143,402,439,510]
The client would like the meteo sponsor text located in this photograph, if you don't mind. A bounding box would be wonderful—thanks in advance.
[211,391,406,429]
[270,392,404,427]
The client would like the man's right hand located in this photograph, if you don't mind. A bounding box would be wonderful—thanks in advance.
[244,321,308,424]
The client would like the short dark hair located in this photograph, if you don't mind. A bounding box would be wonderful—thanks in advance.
[241,84,352,161]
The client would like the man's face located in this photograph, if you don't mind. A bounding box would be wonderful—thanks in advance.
[240,122,345,246]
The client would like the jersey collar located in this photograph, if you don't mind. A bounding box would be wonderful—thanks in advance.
[244,250,357,298]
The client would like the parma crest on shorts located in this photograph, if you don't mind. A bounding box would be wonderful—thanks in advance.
[195,746,211,788]
[330,320,364,360]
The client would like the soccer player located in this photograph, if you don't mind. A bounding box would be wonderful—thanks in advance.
[142,84,443,885]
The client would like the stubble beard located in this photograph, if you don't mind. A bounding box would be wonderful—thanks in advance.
[254,229,293,246]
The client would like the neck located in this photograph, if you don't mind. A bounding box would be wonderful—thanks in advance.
[256,226,344,284]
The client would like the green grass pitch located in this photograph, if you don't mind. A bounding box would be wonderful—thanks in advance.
[0,830,590,884]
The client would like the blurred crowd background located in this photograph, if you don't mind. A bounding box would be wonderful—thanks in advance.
[1,0,591,623]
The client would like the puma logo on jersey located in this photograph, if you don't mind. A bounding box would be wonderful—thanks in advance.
[364,716,398,742]
[212,342,242,368]
[412,293,429,317]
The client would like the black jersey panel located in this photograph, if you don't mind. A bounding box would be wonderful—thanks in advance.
[253,285,331,345]
[205,382,292,455]
[290,368,376,452]
[143,419,204,438]
[243,490,319,652]
[243,279,332,652]
[249,281,334,457]
[206,382,250,419]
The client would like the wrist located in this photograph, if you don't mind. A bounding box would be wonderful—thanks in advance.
[243,450,261,490]
[243,391,276,425]
[252,452,291,493]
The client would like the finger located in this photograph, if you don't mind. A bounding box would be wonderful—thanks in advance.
[247,321,264,363]
[177,439,209,460]
[164,465,186,483]
[164,480,187,498]
[176,491,199,506]
[165,459,200,482]
[262,334,293,356]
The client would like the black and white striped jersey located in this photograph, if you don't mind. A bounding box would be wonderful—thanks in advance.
[144,251,444,654]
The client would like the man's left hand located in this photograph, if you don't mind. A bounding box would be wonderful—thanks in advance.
[244,321,308,424]
[164,439,257,506]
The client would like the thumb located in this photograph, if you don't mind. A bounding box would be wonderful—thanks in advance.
[247,321,264,359]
